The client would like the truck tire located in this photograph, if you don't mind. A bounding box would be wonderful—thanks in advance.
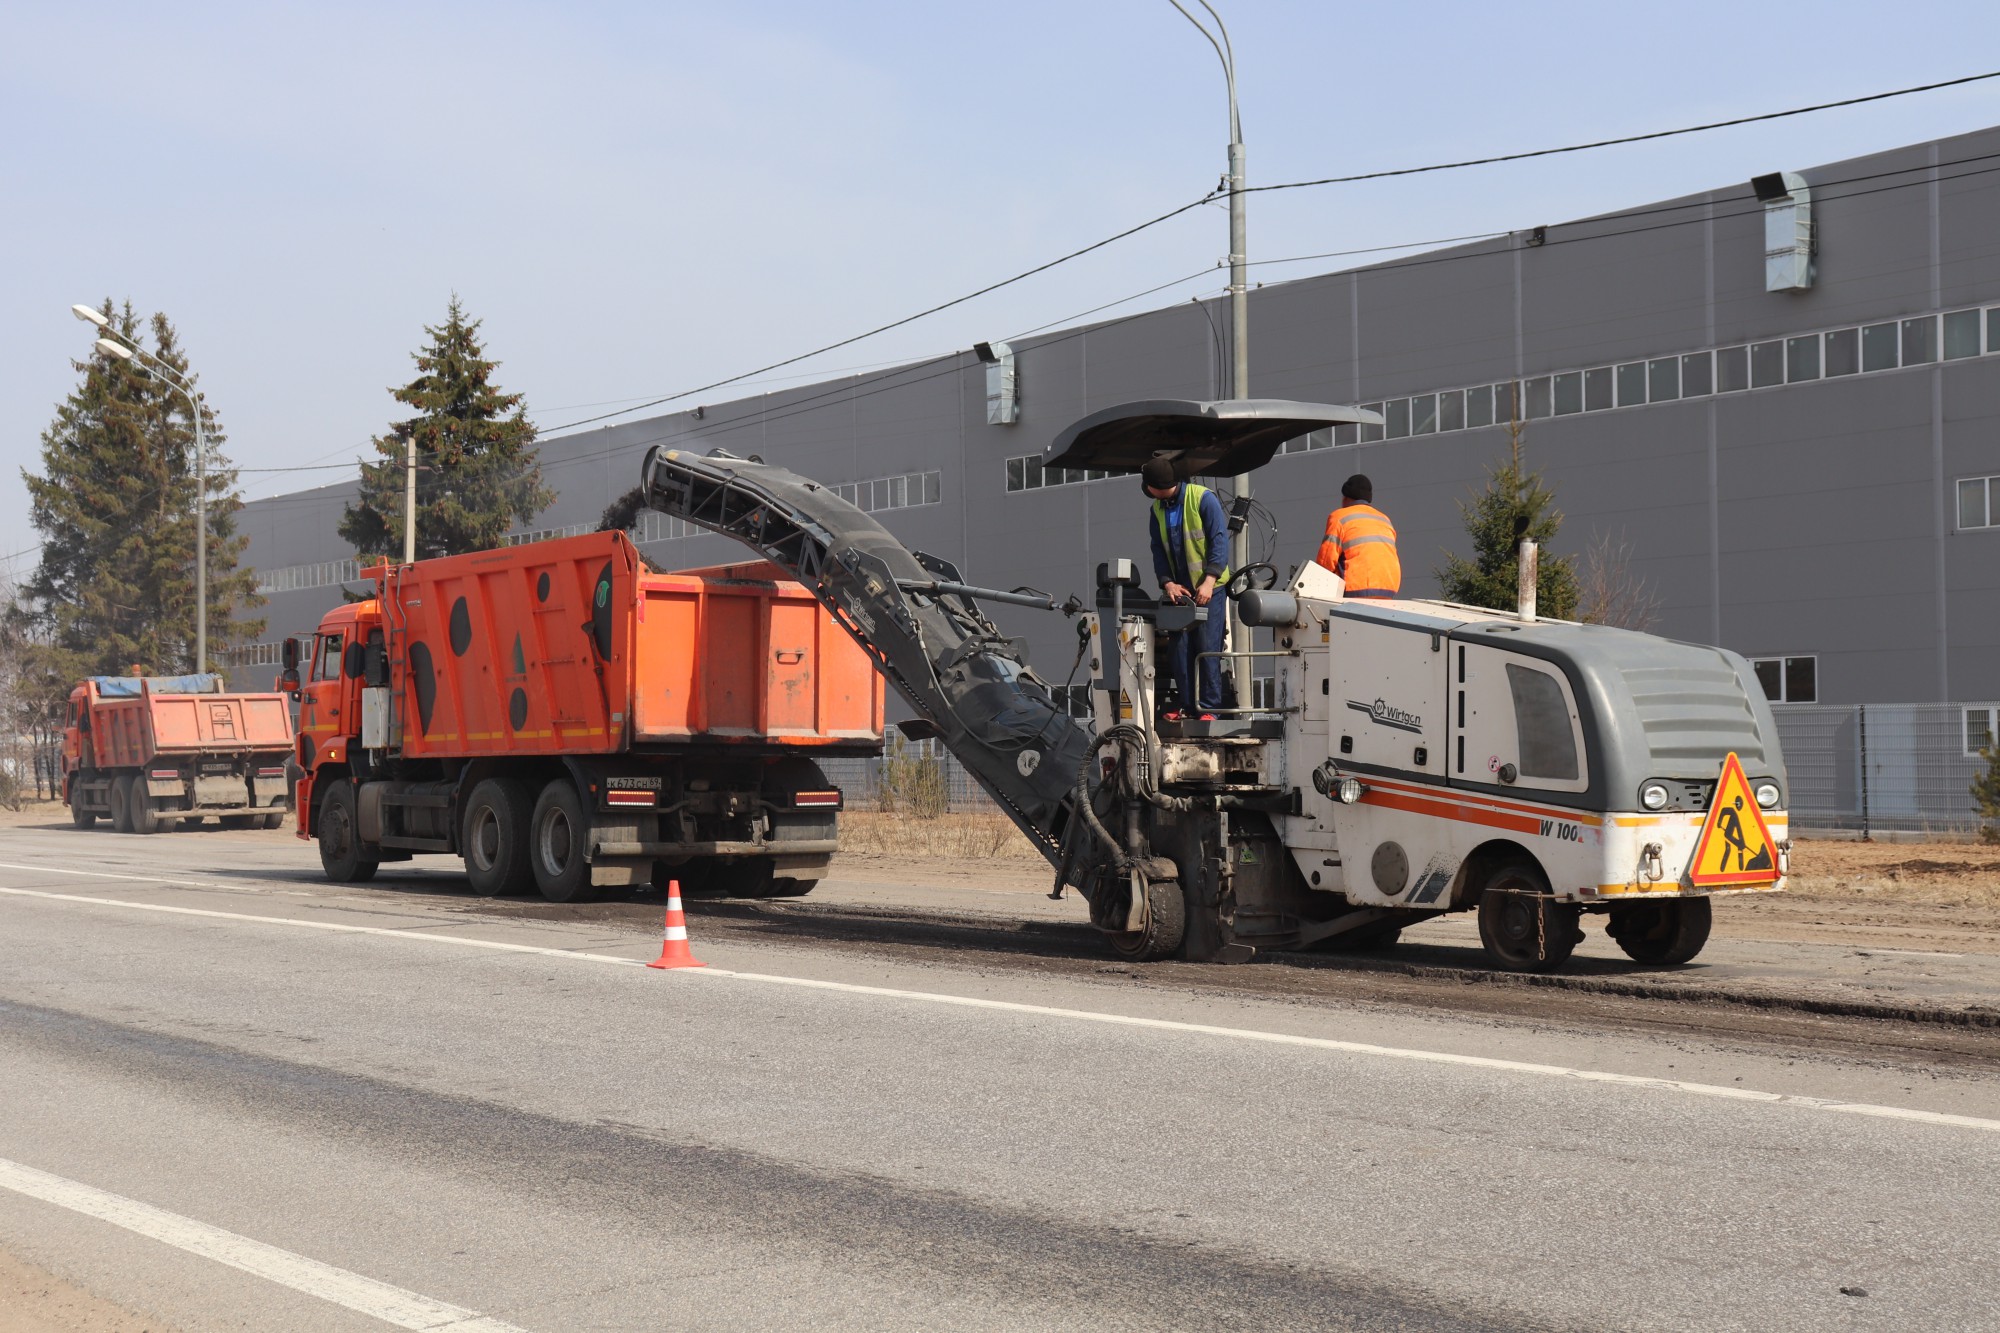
[1107,873,1187,962]
[70,789,96,828]
[220,814,255,829]
[129,787,161,835]
[463,778,533,897]
[705,860,774,898]
[765,878,818,899]
[529,780,595,903]
[108,776,134,834]
[318,783,379,883]
[1606,897,1712,966]
[262,811,286,830]
[1475,860,1582,972]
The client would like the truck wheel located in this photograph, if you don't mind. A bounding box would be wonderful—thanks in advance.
[529,781,595,903]
[1107,873,1187,962]
[318,783,379,883]
[1606,898,1712,966]
[1475,860,1582,972]
[262,811,286,830]
[765,878,818,899]
[463,778,533,897]
[108,777,134,834]
[220,814,255,830]
[70,789,96,828]
[129,789,160,835]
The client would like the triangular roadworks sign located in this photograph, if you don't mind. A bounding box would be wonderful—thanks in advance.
[1687,752,1779,888]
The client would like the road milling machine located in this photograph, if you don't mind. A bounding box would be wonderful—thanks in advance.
[639,398,1791,972]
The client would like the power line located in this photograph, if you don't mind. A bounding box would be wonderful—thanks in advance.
[1247,69,2000,197]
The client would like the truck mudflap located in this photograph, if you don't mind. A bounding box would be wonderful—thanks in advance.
[640,446,1094,863]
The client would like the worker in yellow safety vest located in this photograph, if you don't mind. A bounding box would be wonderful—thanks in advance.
[1142,456,1230,719]
[1315,474,1401,598]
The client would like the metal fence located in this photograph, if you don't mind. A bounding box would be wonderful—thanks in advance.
[1773,703,1996,836]
[819,740,998,813]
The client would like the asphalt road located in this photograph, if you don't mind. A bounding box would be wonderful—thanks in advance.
[2,822,1998,1331]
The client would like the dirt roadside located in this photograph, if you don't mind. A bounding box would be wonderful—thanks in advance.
[0,1246,178,1333]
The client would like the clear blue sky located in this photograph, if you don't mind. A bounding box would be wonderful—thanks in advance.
[5,0,1998,571]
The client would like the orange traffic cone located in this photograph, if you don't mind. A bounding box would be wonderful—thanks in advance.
[646,882,706,970]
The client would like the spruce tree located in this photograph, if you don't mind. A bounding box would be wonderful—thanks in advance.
[1435,415,1579,619]
[1972,744,2000,844]
[17,300,262,687]
[341,298,551,560]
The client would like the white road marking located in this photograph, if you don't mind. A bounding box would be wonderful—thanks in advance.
[0,1156,526,1331]
[1853,946,1965,959]
[5,883,1999,1137]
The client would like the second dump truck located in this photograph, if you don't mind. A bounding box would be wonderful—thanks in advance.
[62,673,295,833]
[288,531,883,900]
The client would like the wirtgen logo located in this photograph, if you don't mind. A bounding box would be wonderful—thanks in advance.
[1346,698,1423,733]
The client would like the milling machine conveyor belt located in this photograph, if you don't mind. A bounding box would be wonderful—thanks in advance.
[638,445,1094,865]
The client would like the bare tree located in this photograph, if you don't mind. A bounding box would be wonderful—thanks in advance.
[1576,530,1661,632]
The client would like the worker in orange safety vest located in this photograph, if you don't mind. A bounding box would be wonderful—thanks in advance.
[1315,474,1401,598]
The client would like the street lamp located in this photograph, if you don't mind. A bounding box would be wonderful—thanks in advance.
[73,303,212,676]
[1169,0,1254,698]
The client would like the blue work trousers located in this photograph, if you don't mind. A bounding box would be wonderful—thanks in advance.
[1166,593,1229,713]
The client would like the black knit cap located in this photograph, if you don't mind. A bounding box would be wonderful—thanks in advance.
[1341,473,1372,504]
[1140,457,1178,491]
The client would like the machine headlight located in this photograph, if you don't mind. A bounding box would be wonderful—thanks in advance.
[1755,782,1781,810]
[1336,777,1364,805]
[1640,781,1670,811]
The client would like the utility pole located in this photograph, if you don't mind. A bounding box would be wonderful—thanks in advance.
[1171,0,1253,698]
[404,433,418,563]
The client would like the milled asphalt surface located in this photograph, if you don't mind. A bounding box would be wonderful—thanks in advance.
[1,822,1998,1330]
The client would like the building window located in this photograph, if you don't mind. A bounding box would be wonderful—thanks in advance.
[1716,345,1749,393]
[1464,386,1493,428]
[1989,308,2000,355]
[1615,362,1646,407]
[1584,366,1613,410]
[1680,352,1712,397]
[1902,316,1937,365]
[1439,390,1465,431]
[1384,399,1411,438]
[1335,422,1359,446]
[1647,357,1680,402]
[1410,394,1438,435]
[1959,475,1997,530]
[1861,322,1899,372]
[1553,372,1583,415]
[1359,404,1384,443]
[1968,707,1999,758]
[1750,340,1785,388]
[1943,309,1982,360]
[1824,327,1860,377]
[1751,655,1818,703]
[1786,334,1821,383]
[1524,376,1553,419]
[1494,383,1519,423]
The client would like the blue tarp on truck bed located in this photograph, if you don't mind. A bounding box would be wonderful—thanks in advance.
[89,674,223,697]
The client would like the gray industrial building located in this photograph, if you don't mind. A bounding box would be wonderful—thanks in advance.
[234,125,2000,825]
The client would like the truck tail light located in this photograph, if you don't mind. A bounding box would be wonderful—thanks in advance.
[606,790,656,807]
[257,767,288,779]
[792,789,842,809]
[149,770,179,780]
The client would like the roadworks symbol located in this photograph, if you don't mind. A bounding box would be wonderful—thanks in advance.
[1688,752,1778,887]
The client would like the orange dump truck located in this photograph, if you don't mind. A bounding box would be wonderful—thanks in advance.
[62,674,295,833]
[287,530,884,901]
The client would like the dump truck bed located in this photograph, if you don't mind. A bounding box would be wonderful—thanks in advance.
[79,680,294,770]
[380,533,882,760]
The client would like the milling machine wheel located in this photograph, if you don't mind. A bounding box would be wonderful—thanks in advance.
[1606,897,1713,966]
[1475,860,1581,973]
[1106,873,1187,962]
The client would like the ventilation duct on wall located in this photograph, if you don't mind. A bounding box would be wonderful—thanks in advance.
[973,341,1018,424]
[1752,171,1814,292]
